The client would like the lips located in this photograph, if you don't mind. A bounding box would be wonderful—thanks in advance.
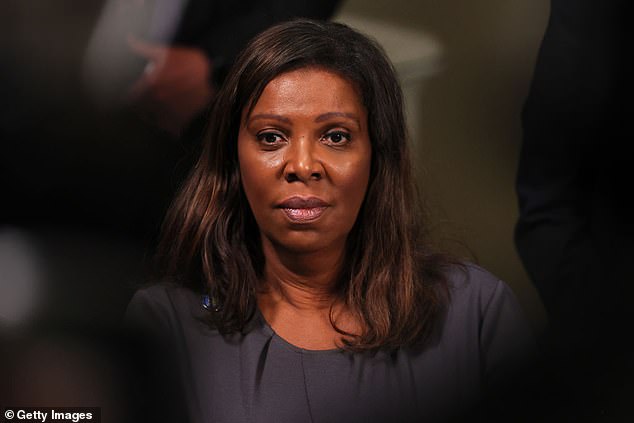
[277,196,329,222]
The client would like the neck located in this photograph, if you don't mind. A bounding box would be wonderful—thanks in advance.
[256,237,362,349]
[258,238,345,312]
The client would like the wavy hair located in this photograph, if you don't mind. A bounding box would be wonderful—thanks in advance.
[157,19,452,351]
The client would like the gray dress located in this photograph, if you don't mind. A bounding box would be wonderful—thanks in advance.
[126,264,535,423]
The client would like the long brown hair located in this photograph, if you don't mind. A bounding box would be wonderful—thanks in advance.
[157,19,453,351]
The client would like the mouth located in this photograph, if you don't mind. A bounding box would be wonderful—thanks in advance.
[277,196,329,223]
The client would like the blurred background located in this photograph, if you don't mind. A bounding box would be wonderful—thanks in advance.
[3,0,629,421]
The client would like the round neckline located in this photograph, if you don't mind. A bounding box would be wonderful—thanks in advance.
[254,307,344,355]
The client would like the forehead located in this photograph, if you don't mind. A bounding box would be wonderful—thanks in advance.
[243,67,365,121]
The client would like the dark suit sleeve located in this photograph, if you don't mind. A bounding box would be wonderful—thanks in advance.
[178,0,341,85]
[514,0,624,320]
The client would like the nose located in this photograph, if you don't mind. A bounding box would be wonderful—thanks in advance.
[283,136,323,183]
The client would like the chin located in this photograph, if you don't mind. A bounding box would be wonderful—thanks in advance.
[267,231,343,255]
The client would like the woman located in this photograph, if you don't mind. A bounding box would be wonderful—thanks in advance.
[127,19,534,423]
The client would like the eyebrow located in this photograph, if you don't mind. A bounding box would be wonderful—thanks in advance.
[246,112,361,128]
[315,112,360,128]
[247,114,291,124]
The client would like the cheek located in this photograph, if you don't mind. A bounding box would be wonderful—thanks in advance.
[238,145,284,216]
[334,156,372,207]
[238,141,262,209]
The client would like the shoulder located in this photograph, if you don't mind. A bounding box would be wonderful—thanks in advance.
[126,281,198,317]
[442,262,532,335]
[441,262,537,383]
[444,262,515,315]
[125,281,205,337]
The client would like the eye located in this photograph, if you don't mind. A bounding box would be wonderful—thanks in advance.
[256,131,286,146]
[322,130,351,146]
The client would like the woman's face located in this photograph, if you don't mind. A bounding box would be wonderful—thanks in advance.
[238,68,372,255]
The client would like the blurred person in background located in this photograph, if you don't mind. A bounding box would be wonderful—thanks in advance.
[84,0,340,136]
[515,0,632,420]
